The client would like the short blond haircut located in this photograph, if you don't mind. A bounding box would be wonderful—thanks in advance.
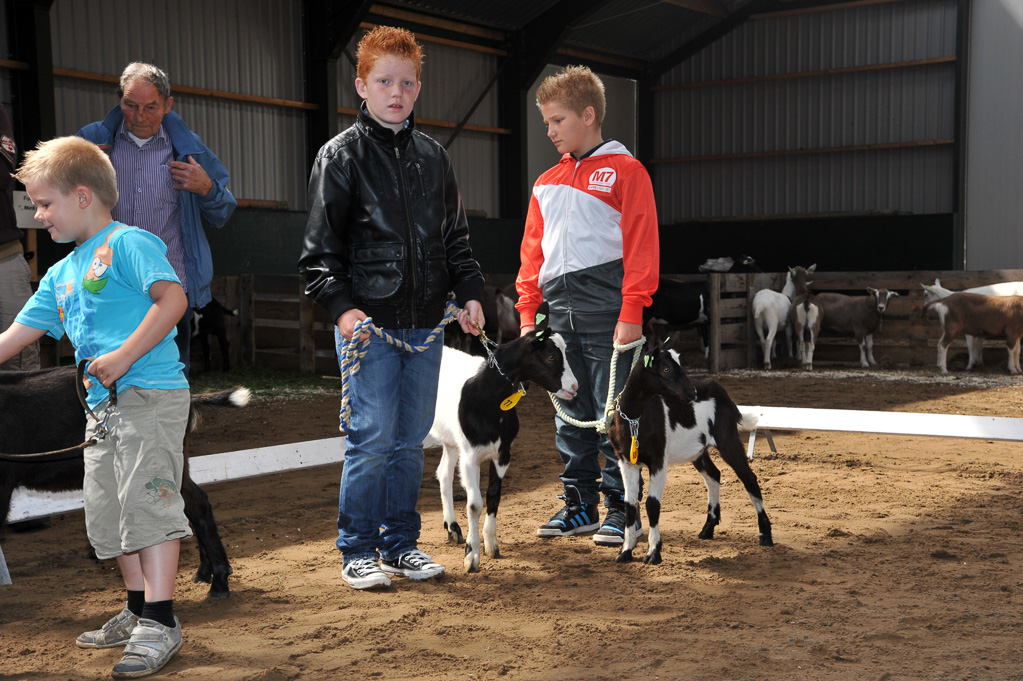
[356,26,424,82]
[13,136,118,210]
[536,65,606,127]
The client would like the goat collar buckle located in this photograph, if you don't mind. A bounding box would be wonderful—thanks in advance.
[500,386,526,411]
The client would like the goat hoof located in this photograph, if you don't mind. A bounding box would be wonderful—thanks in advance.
[206,587,230,600]
[615,550,634,564]
[485,546,500,559]
[643,551,662,565]
[698,528,715,540]
[445,522,464,544]
[760,534,774,547]
[463,554,480,573]
[193,569,212,585]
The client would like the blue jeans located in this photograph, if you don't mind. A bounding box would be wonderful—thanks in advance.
[334,326,443,564]
[554,331,635,507]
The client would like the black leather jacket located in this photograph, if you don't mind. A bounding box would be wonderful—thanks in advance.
[299,105,483,328]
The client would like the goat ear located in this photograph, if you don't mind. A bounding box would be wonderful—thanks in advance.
[867,287,877,295]
[533,301,550,331]
[890,290,900,297]
[807,264,817,273]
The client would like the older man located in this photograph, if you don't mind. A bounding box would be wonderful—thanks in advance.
[77,62,236,375]
[0,101,40,371]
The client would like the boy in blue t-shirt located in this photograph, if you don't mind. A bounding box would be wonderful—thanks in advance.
[0,136,190,679]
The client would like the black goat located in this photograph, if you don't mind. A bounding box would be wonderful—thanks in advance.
[608,339,773,565]
[0,366,246,599]
[192,297,236,372]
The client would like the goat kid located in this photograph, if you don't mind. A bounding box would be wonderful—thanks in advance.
[192,297,236,372]
[432,327,578,572]
[753,264,815,369]
[921,279,1023,370]
[608,340,772,565]
[0,366,248,599]
[644,277,710,354]
[787,266,823,371]
[925,292,1023,375]
[815,287,899,368]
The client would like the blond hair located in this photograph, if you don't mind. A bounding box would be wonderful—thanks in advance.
[356,26,424,82]
[536,65,606,127]
[14,136,118,210]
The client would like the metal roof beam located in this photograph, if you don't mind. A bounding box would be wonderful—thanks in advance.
[661,0,729,17]
[646,0,780,82]
[514,0,614,90]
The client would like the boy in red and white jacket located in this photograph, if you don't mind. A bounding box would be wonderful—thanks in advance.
[516,65,660,546]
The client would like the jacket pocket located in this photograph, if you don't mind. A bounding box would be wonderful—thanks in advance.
[351,242,404,302]
[420,238,450,305]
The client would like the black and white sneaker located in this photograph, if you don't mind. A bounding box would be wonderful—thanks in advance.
[342,558,391,589]
[593,501,643,546]
[380,550,445,580]
[537,486,599,537]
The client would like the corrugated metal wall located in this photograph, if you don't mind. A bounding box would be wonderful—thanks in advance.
[335,35,501,218]
[653,0,957,222]
[47,0,307,210]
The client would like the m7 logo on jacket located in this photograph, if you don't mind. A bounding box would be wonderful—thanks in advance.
[587,168,616,193]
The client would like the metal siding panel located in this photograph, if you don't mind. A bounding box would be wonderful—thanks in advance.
[50,0,306,209]
[653,0,957,222]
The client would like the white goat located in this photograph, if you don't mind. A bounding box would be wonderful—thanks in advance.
[752,264,815,369]
[788,266,822,371]
[815,287,899,368]
[431,328,578,572]
[921,279,1023,370]
[925,292,1023,375]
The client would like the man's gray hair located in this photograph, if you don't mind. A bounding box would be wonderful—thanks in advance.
[118,62,171,100]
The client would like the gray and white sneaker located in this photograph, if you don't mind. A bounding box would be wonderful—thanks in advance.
[380,549,445,580]
[342,558,392,589]
[76,607,140,649]
[110,617,182,679]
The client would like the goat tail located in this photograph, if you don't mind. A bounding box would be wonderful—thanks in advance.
[737,411,759,432]
[187,387,252,433]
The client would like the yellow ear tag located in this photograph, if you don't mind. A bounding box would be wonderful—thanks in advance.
[500,389,524,411]
[629,436,639,464]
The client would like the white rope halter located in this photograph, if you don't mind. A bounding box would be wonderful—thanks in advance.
[548,336,645,434]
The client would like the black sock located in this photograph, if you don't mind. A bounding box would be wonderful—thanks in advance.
[126,590,145,617]
[140,600,176,628]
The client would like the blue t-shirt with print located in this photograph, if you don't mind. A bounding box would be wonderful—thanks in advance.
[16,221,188,407]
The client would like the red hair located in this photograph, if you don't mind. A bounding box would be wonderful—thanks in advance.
[356,26,424,82]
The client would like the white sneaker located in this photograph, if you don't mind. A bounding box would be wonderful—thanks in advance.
[379,549,445,580]
[342,558,391,589]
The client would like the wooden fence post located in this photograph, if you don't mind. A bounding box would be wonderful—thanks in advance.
[708,273,721,373]
[240,274,255,366]
[298,281,316,373]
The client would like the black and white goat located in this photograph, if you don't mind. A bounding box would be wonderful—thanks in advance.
[644,277,710,352]
[608,339,772,565]
[815,287,899,368]
[0,366,247,598]
[431,326,578,572]
[788,266,822,371]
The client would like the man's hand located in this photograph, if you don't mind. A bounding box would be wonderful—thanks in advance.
[168,155,214,196]
[338,309,371,342]
[458,300,485,335]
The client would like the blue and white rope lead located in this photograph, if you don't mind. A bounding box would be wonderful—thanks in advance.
[337,301,461,435]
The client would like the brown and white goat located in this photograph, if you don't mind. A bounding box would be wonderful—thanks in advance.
[608,339,772,565]
[925,292,1023,375]
[816,288,899,368]
[787,266,822,370]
